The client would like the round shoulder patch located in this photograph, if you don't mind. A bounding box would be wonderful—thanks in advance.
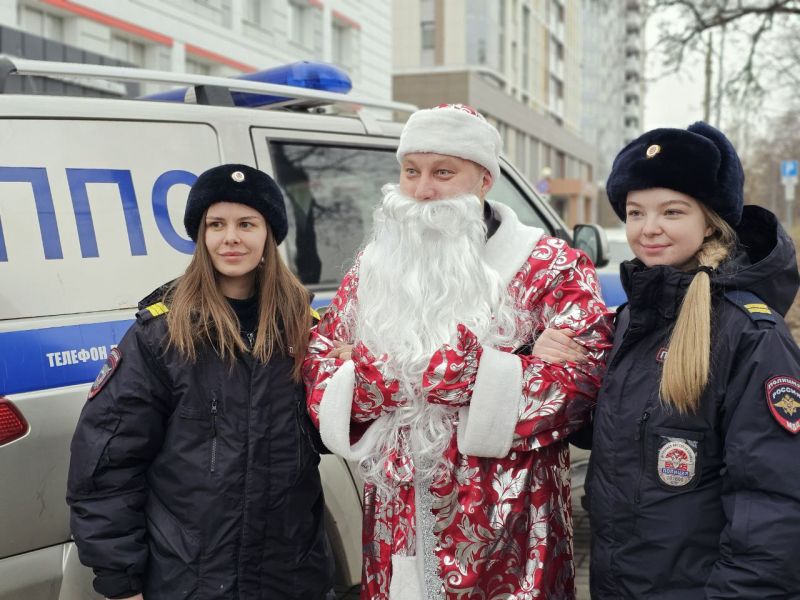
[765,376,800,434]
[88,347,122,400]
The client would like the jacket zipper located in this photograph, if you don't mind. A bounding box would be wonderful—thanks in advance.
[209,395,218,473]
[633,411,650,503]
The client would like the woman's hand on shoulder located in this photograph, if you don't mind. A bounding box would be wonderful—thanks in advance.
[108,595,143,600]
[533,328,588,364]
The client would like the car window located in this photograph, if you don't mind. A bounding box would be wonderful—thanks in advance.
[487,172,550,231]
[269,142,399,286]
[269,143,553,287]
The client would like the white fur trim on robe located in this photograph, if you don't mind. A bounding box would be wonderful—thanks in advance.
[483,201,544,286]
[389,555,424,600]
[318,361,387,461]
[457,346,523,458]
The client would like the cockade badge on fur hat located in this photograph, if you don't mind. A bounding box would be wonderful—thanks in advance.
[184,163,288,244]
[396,103,503,183]
[606,121,744,226]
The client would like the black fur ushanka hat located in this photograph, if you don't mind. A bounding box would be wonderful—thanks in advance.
[184,164,288,243]
[606,121,744,227]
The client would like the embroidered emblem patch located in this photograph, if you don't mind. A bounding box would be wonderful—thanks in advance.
[657,438,697,487]
[88,347,122,400]
[765,376,800,434]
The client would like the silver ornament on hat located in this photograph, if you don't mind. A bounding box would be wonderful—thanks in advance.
[231,171,245,182]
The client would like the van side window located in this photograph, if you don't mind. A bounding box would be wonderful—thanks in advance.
[487,175,549,230]
[269,143,399,286]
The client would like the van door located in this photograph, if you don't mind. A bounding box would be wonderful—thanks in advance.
[0,117,220,600]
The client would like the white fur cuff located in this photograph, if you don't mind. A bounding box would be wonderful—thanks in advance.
[318,361,385,461]
[457,347,522,457]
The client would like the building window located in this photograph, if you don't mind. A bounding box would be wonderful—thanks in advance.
[289,1,311,47]
[477,39,487,64]
[421,21,435,50]
[18,5,64,40]
[332,21,357,76]
[186,57,211,75]
[511,41,517,77]
[189,0,232,27]
[244,0,269,27]
[110,35,146,67]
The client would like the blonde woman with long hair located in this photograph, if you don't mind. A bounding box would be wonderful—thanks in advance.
[67,164,334,600]
[538,122,800,598]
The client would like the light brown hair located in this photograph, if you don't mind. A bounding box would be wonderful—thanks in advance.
[660,206,737,412]
[166,219,311,380]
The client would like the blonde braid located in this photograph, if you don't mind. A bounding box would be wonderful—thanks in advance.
[660,210,736,413]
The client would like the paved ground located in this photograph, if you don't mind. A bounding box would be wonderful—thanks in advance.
[571,447,591,600]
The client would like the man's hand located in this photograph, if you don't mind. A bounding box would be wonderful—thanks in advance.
[108,595,143,600]
[533,328,588,364]
[424,325,482,407]
[349,341,403,421]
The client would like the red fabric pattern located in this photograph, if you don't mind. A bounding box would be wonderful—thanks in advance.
[304,236,614,599]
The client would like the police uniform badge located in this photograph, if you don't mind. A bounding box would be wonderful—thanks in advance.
[88,347,122,400]
[656,436,698,489]
[765,376,800,434]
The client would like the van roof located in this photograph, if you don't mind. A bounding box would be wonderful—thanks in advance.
[0,57,416,111]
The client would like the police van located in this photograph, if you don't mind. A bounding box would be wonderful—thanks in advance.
[0,57,607,600]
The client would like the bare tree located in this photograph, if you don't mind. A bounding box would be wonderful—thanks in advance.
[740,108,800,224]
[646,1,800,122]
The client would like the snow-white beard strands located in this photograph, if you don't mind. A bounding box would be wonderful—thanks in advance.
[353,184,519,489]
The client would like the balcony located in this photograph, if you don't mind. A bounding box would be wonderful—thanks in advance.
[549,55,565,81]
[625,55,642,75]
[626,13,643,32]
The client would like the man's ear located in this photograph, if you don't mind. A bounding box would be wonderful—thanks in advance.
[480,169,494,197]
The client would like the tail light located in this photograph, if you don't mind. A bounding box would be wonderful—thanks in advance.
[0,397,29,446]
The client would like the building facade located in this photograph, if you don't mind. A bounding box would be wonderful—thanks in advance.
[392,0,598,227]
[0,0,392,101]
[581,0,645,224]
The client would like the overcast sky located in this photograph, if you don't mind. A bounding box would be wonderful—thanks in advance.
[642,15,707,130]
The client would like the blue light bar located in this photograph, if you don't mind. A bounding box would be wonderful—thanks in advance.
[142,61,352,107]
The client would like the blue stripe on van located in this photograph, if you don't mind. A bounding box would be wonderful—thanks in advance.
[0,320,134,396]
[2,280,623,396]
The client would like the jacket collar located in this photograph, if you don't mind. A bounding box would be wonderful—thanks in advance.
[621,260,695,324]
[484,201,545,286]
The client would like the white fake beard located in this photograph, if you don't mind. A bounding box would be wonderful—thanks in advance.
[352,184,521,489]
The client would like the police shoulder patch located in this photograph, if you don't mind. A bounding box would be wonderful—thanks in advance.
[765,375,800,434]
[88,347,122,400]
[136,301,170,323]
[724,290,776,325]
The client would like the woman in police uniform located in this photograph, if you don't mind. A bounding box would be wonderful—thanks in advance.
[579,122,800,598]
[67,164,333,600]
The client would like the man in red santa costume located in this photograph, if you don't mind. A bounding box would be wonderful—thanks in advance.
[303,104,613,599]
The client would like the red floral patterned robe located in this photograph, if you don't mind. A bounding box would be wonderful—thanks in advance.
[303,202,614,600]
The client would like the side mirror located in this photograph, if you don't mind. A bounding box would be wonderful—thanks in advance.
[573,224,610,268]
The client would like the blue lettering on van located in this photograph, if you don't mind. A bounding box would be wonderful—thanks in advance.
[152,170,197,254]
[0,320,134,396]
[66,169,148,257]
[0,166,64,261]
[0,166,201,261]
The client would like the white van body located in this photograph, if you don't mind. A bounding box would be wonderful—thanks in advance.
[0,60,578,600]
